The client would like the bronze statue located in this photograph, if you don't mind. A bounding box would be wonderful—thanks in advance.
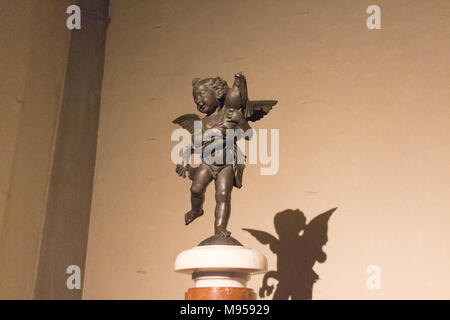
[173,73,277,239]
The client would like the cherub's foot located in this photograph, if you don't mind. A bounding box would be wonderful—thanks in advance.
[215,226,231,238]
[185,209,204,225]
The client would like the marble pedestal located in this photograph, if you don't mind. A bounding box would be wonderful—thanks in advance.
[175,245,267,300]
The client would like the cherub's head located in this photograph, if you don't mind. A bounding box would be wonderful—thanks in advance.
[274,209,306,237]
[192,77,229,115]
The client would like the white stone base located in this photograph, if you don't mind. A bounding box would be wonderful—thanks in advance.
[175,245,267,288]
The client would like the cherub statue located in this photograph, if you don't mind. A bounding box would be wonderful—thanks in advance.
[172,73,277,238]
[243,208,336,299]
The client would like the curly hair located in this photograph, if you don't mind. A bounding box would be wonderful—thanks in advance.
[192,76,229,102]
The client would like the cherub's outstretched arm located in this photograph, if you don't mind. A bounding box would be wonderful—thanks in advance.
[172,114,202,180]
[175,147,197,180]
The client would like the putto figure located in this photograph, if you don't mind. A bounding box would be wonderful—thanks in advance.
[173,73,277,239]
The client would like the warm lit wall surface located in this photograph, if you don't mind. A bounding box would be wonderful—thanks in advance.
[84,0,450,299]
[0,0,33,244]
[0,0,70,298]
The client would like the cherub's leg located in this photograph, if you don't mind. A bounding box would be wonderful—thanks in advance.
[214,165,234,237]
[185,165,212,225]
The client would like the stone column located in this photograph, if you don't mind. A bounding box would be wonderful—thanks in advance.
[0,0,71,300]
[33,0,110,299]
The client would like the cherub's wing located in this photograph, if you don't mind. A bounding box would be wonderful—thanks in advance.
[243,228,278,248]
[244,100,278,122]
[303,207,337,249]
[172,113,201,134]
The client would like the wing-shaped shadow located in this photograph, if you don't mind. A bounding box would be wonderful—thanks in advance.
[243,207,336,300]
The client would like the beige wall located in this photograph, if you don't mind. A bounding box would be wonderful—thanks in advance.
[84,0,450,299]
[0,0,70,299]
[0,0,34,237]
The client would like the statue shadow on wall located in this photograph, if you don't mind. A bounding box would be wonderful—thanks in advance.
[243,207,337,300]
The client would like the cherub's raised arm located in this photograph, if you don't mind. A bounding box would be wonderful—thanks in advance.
[240,118,252,133]
[224,108,254,140]
[239,118,253,141]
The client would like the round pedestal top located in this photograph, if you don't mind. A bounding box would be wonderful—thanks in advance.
[175,245,267,275]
